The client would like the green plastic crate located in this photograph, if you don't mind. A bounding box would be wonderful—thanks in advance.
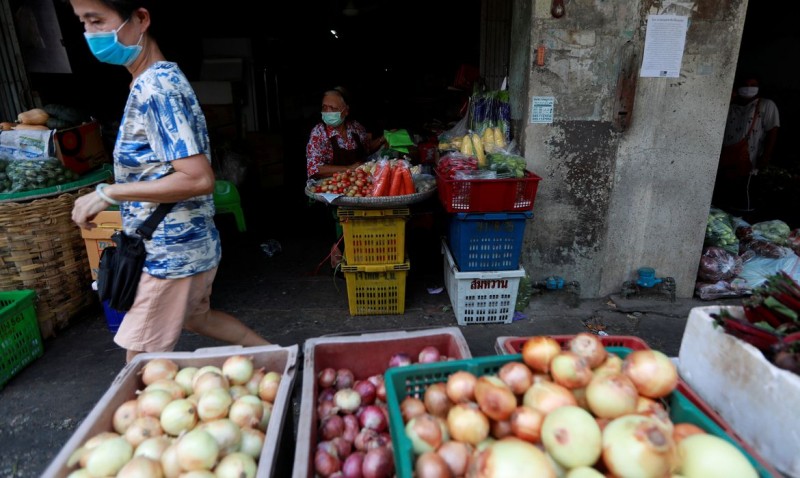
[384,348,778,478]
[0,290,42,389]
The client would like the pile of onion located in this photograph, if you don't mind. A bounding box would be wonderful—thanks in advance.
[65,355,282,478]
[399,335,758,478]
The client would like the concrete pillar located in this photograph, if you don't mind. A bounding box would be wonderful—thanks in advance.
[507,0,748,298]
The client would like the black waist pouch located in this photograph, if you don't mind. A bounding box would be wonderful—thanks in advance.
[96,202,175,312]
[97,231,146,311]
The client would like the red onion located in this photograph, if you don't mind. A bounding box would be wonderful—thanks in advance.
[354,428,381,451]
[319,368,337,389]
[342,413,360,443]
[358,405,388,432]
[341,451,365,478]
[418,346,441,363]
[315,448,341,477]
[388,353,412,368]
[317,440,339,457]
[330,436,352,460]
[318,400,338,419]
[362,446,394,478]
[320,414,345,441]
[335,369,355,390]
[319,387,336,404]
[353,380,377,406]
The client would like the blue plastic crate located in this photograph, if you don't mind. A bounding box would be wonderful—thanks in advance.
[447,211,532,271]
[101,300,125,332]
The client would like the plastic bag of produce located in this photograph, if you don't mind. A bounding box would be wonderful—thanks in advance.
[739,238,793,259]
[435,152,477,180]
[697,246,742,282]
[0,158,11,193]
[6,157,78,193]
[737,253,800,289]
[752,220,791,245]
[788,229,800,256]
[695,280,751,300]
[486,149,526,178]
[704,207,739,254]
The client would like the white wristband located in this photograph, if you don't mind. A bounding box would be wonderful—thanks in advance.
[95,183,120,205]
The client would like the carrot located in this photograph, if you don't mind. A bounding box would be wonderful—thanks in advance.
[389,165,403,196]
[372,162,391,196]
[401,167,415,195]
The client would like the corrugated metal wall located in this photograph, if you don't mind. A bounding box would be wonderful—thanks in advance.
[480,0,512,90]
[0,0,33,121]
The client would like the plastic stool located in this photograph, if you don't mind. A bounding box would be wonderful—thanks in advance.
[213,180,246,232]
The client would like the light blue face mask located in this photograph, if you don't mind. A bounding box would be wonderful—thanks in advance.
[321,111,344,127]
[84,18,143,67]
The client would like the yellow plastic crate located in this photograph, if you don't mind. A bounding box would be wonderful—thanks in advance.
[342,258,410,315]
[338,207,409,265]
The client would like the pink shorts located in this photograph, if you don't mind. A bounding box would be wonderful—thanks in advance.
[114,267,218,353]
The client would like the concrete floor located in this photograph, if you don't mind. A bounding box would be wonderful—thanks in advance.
[0,186,742,478]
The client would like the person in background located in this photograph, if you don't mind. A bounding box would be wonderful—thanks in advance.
[714,74,780,210]
[69,0,270,363]
[306,87,385,179]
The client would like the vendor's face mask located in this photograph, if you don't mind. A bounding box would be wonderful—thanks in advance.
[322,111,344,127]
[84,18,143,66]
[738,86,759,99]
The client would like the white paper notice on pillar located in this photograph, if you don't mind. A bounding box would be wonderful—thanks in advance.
[530,96,555,124]
[640,15,688,78]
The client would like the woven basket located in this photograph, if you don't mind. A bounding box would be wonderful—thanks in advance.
[0,188,96,338]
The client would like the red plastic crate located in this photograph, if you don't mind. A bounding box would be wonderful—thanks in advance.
[493,334,780,476]
[495,334,651,354]
[435,169,542,213]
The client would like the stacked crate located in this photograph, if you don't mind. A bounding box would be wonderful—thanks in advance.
[338,207,410,315]
[436,170,541,324]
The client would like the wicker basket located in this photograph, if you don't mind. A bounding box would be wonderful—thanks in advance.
[0,189,96,338]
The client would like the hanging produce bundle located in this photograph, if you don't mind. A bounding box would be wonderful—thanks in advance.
[469,89,511,146]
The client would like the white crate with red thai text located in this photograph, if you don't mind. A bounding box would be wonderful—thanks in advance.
[442,239,525,325]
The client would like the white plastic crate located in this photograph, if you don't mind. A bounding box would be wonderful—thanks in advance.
[442,239,525,325]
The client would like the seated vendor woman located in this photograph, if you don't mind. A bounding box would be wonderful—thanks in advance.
[306,88,384,179]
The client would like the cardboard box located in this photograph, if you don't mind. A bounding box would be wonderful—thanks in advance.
[679,306,800,477]
[54,121,110,175]
[42,344,299,478]
[79,210,122,280]
[292,328,471,478]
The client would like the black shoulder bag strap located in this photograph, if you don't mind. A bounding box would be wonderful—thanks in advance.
[135,202,176,240]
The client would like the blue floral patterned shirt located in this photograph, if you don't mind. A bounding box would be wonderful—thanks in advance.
[114,61,220,279]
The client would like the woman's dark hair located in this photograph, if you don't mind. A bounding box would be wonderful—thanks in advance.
[96,0,160,38]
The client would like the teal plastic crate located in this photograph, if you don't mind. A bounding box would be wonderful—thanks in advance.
[0,290,43,389]
[384,348,778,478]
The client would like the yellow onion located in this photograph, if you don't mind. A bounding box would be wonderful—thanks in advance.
[160,442,181,478]
[565,466,605,477]
[446,370,478,403]
[116,455,163,478]
[400,396,427,423]
[437,440,472,476]
[568,333,608,368]
[447,402,490,445]
[112,400,139,434]
[136,389,173,418]
[133,435,172,461]
[124,415,163,447]
[160,398,198,436]
[197,387,233,421]
[467,437,556,478]
[197,418,242,457]
[193,371,230,396]
[145,378,185,400]
[405,413,444,454]
[258,371,281,403]
[424,382,453,418]
[497,361,533,395]
[521,336,562,373]
[522,380,577,415]
[85,436,134,477]
[415,451,451,478]
[176,429,219,471]
[540,405,602,469]
[622,350,678,399]
[239,427,265,459]
[602,414,676,478]
[174,366,198,396]
[550,352,593,389]
[141,358,179,386]
[585,373,639,419]
[215,452,257,478]
[474,376,517,421]
[677,433,757,478]
[221,355,254,386]
[509,405,545,443]
[592,354,623,379]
